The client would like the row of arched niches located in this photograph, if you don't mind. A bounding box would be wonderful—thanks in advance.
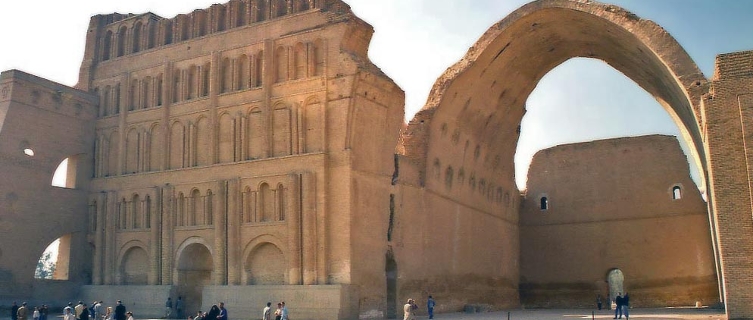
[98,0,324,62]
[93,94,325,177]
[93,39,325,118]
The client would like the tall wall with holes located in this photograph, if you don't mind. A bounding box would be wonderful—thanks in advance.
[519,135,717,308]
[0,70,98,301]
[76,0,404,319]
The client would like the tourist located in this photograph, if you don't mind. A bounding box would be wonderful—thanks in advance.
[18,302,28,320]
[273,303,282,320]
[94,302,103,320]
[206,305,219,320]
[262,302,272,320]
[192,310,203,320]
[427,296,436,319]
[80,303,90,320]
[114,301,126,320]
[622,293,630,319]
[75,302,84,320]
[217,303,227,320]
[613,293,623,319]
[40,305,48,320]
[176,297,184,320]
[12,302,19,320]
[64,308,76,320]
[33,306,40,320]
[403,299,416,320]
[126,312,134,320]
[165,297,173,319]
[280,302,288,320]
[104,307,113,320]
[597,294,603,310]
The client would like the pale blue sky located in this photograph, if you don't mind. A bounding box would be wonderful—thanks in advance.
[2,0,752,190]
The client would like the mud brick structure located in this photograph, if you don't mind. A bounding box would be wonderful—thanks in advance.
[2,0,753,319]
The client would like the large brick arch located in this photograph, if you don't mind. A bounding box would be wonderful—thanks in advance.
[402,0,708,188]
[396,0,747,315]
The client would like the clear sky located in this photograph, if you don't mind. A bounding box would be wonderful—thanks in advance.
[2,0,753,191]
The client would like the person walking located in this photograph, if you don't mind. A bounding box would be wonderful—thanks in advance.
[262,302,272,320]
[175,297,184,320]
[165,297,173,319]
[216,303,227,320]
[597,295,603,311]
[40,305,48,320]
[17,302,28,320]
[622,293,630,319]
[114,301,126,320]
[33,307,40,320]
[63,308,76,320]
[12,302,19,320]
[280,302,288,320]
[427,296,436,319]
[94,302,103,320]
[403,299,416,320]
[613,293,623,319]
[273,303,282,320]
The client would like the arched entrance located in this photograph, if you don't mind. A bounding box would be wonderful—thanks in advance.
[607,269,624,307]
[176,240,213,317]
[398,0,747,316]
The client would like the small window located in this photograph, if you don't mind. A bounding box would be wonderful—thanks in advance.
[540,196,549,210]
[672,186,682,200]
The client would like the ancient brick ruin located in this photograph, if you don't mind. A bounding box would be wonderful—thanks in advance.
[2,0,753,319]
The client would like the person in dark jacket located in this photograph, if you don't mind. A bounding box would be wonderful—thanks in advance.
[622,293,630,319]
[614,293,623,319]
[114,301,126,320]
[11,302,19,320]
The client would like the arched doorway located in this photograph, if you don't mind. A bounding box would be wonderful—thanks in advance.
[607,269,624,308]
[176,241,213,316]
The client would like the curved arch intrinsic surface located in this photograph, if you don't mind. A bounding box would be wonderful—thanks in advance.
[402,0,708,186]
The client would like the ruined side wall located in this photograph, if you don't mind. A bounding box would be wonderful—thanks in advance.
[392,128,521,316]
[703,50,753,319]
[0,70,98,301]
[520,135,717,308]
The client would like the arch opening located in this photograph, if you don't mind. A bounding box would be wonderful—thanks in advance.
[35,236,70,280]
[176,241,213,314]
[406,0,718,310]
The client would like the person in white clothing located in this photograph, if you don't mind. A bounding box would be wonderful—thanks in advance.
[262,302,271,320]
[403,299,417,320]
[63,308,76,320]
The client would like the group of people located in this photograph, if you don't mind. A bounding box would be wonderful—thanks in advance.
[261,301,288,320]
[64,300,130,320]
[596,293,630,318]
[164,297,184,319]
[613,292,630,319]
[10,302,49,320]
[187,302,228,320]
[403,296,436,320]
[11,300,131,320]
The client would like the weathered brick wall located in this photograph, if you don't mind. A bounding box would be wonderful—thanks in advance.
[520,135,717,308]
[704,50,753,320]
